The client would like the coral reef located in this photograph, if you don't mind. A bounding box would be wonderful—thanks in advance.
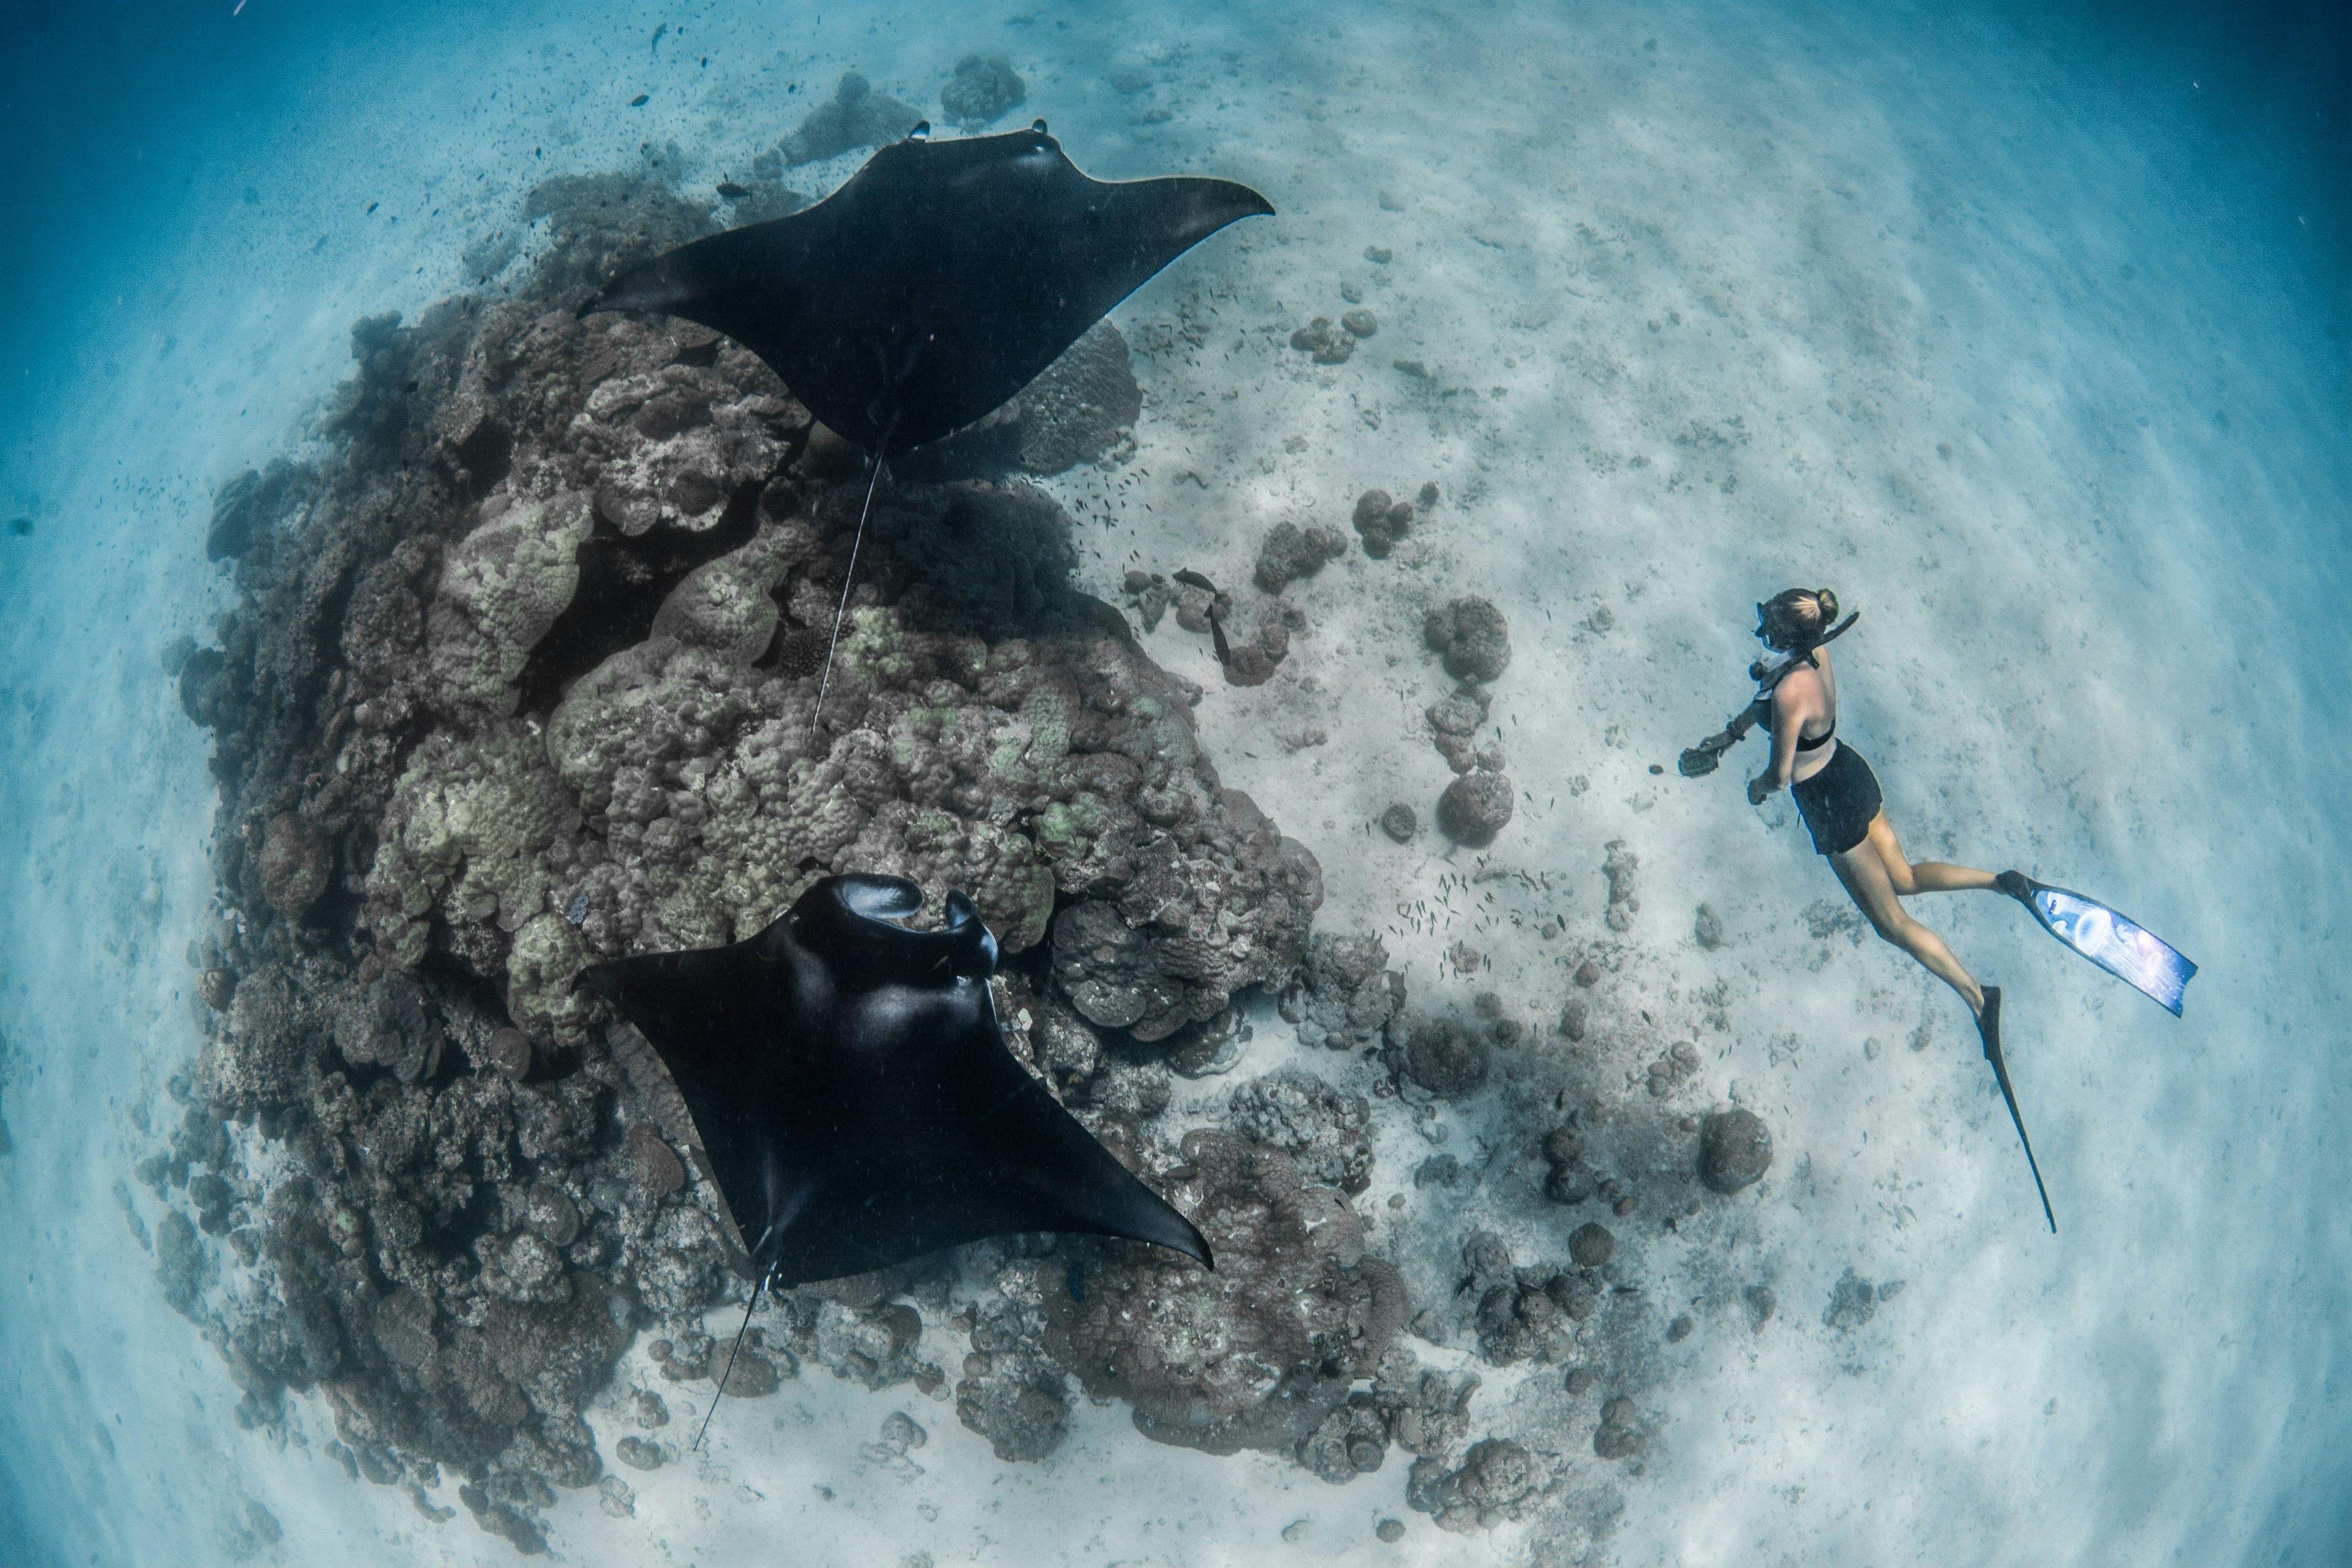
[1009,320,1142,473]
[1289,317,1356,364]
[1226,1068,1375,1193]
[207,461,317,563]
[258,813,333,916]
[1603,839,1641,931]
[1426,684,1499,774]
[1699,1109,1773,1193]
[1352,488,1415,557]
[1281,930,1404,1052]
[955,1256,1075,1462]
[1455,1234,1604,1368]
[1385,1005,1491,1098]
[1047,782,1321,1042]
[1215,601,1298,687]
[1436,769,1514,848]
[140,133,1771,1562]
[1643,1039,1703,1098]
[1591,1396,1648,1460]
[1822,1268,1902,1332]
[940,54,1025,127]
[1254,520,1348,594]
[1540,1121,1599,1205]
[1412,598,1514,845]
[1375,1343,1481,1458]
[778,72,925,165]
[1046,1131,1407,1457]
[1424,596,1512,683]
[154,157,1332,1551]
[1408,1438,1562,1532]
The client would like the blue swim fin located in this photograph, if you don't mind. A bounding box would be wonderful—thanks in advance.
[1995,872,2196,1016]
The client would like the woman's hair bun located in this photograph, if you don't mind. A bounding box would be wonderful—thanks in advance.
[1814,588,1839,622]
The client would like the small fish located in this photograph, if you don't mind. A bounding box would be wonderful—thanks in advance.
[715,181,753,199]
[628,92,650,107]
[650,21,667,54]
[1172,568,1216,593]
[7,518,32,537]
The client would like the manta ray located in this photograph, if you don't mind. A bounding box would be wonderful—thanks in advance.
[584,874,1211,1286]
[581,876,1212,1440]
[579,119,1272,454]
[579,118,1271,711]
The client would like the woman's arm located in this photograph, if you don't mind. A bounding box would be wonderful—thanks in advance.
[1747,684,1810,805]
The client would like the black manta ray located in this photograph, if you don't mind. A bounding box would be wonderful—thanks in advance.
[578,119,1271,712]
[578,120,1273,454]
[580,874,1212,1294]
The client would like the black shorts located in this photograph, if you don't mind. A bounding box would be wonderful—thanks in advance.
[1790,743,1883,856]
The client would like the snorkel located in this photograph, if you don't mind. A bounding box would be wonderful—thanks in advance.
[1749,598,1859,690]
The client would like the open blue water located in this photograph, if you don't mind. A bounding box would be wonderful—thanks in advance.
[2,4,2345,1564]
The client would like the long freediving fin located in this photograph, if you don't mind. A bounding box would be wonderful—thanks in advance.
[1977,987,2056,1233]
[1994,872,2196,1016]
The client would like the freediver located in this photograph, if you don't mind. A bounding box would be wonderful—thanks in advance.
[1739,587,2003,1033]
[1684,586,2196,1232]
[1733,587,2056,1229]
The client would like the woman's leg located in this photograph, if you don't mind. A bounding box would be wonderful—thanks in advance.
[1863,813,1999,897]
[1831,815,1986,1015]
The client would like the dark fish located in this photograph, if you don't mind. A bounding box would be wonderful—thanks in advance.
[715,181,753,199]
[1172,568,1217,592]
[6,518,31,537]
[1207,605,1232,665]
[629,93,650,107]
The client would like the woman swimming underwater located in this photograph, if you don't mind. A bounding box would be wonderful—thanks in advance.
[1736,588,2056,1228]
[1741,588,2003,1024]
[1704,587,2196,1232]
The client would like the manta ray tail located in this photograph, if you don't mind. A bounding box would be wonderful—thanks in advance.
[813,421,895,724]
[695,1267,773,1452]
[1994,870,2198,1016]
[1976,987,2056,1234]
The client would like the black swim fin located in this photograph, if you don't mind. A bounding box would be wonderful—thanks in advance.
[1977,986,2057,1234]
[1994,872,2196,1016]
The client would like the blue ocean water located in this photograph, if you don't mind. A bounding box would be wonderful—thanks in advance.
[2,3,2346,1564]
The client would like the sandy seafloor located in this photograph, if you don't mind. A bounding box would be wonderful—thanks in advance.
[1,1,2346,1564]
